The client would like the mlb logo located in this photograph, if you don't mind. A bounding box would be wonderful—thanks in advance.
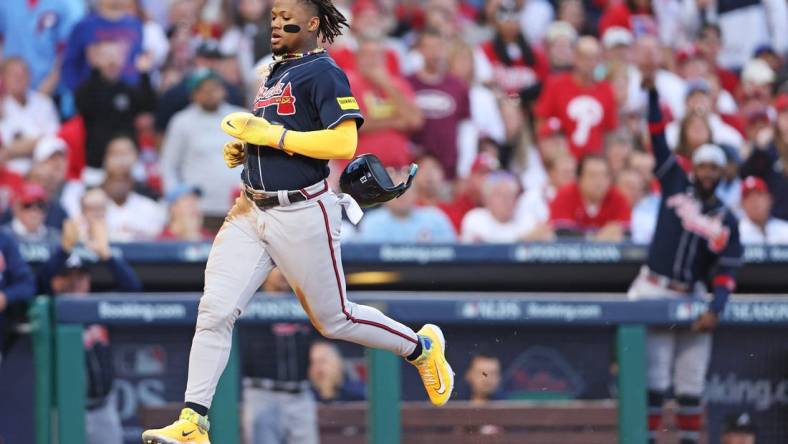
[116,345,167,377]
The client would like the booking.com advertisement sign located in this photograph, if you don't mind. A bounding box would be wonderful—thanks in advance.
[104,324,787,443]
[1,295,787,443]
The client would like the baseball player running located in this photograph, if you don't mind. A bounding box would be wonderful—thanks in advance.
[630,79,743,444]
[142,1,453,443]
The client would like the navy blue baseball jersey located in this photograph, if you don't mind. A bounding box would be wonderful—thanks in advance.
[242,51,364,191]
[646,89,743,295]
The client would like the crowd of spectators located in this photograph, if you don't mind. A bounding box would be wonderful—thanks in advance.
[0,0,786,253]
[3,3,781,441]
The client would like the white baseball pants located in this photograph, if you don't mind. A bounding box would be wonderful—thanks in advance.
[627,267,712,397]
[184,184,419,408]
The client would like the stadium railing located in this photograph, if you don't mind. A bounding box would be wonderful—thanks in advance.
[18,241,788,292]
[29,292,788,444]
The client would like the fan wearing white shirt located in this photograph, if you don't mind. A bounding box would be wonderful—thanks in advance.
[102,169,165,242]
[518,152,577,227]
[462,171,554,243]
[739,176,788,245]
[0,58,61,176]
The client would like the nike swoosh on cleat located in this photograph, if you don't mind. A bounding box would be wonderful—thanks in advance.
[182,430,196,437]
[435,365,447,395]
[225,120,236,129]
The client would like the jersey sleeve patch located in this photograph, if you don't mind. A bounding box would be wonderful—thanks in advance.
[337,96,359,110]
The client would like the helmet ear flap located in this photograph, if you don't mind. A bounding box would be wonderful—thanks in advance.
[339,154,419,208]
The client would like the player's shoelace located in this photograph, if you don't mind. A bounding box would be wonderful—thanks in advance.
[420,362,438,389]
[180,409,210,433]
[416,340,439,389]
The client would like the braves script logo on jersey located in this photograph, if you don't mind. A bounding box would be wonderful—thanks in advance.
[667,194,730,252]
[254,80,297,115]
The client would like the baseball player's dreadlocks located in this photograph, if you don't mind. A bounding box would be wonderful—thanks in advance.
[302,0,348,44]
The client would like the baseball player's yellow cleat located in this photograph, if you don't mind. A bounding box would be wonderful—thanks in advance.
[410,324,454,406]
[141,408,210,444]
[221,111,284,148]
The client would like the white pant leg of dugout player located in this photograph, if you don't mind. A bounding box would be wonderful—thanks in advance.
[242,386,283,444]
[673,330,712,397]
[242,385,319,444]
[628,270,677,392]
[262,191,419,357]
[627,267,713,395]
[185,195,275,408]
[85,393,124,444]
[281,390,319,444]
[645,329,676,393]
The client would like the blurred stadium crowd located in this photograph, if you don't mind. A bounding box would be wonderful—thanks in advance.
[0,0,786,251]
[0,1,783,442]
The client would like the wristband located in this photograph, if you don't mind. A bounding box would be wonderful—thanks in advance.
[278,128,288,150]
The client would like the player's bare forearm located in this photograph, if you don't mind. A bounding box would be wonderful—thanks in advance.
[222,112,357,160]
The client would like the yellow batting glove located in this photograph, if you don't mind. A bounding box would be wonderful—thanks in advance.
[221,112,285,148]
[223,140,246,168]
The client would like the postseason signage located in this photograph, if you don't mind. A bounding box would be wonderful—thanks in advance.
[20,241,788,265]
[55,294,788,326]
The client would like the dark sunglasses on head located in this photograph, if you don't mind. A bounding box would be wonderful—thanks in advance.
[22,201,47,210]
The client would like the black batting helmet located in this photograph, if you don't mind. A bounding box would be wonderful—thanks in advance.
[339,154,419,208]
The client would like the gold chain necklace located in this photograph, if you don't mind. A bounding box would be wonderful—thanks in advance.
[261,47,325,80]
[273,47,325,62]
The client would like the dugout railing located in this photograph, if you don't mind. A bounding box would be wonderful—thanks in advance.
[29,293,788,444]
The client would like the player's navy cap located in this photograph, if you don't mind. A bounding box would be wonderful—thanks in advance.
[723,412,756,434]
[165,184,203,204]
[692,144,726,167]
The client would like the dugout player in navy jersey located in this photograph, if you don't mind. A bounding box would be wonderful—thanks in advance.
[629,77,743,444]
[143,1,453,443]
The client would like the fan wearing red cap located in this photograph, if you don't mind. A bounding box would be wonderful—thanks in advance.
[6,183,59,244]
[739,176,788,245]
